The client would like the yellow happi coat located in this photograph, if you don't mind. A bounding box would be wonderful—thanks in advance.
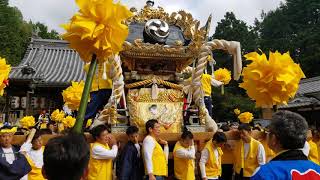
[25,147,45,180]
[88,142,113,180]
[143,137,167,176]
[204,140,223,178]
[234,138,261,177]
[84,62,112,92]
[308,140,319,165]
[173,141,195,180]
[201,74,212,96]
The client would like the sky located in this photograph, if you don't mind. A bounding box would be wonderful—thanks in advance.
[8,0,284,35]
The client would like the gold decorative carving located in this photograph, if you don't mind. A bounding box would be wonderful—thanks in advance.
[128,6,206,43]
[125,78,184,90]
[127,88,183,133]
[122,6,207,66]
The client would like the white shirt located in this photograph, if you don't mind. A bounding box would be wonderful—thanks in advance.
[211,78,223,87]
[199,147,219,179]
[2,147,15,164]
[302,141,310,156]
[175,144,195,159]
[20,142,44,168]
[143,135,169,174]
[91,144,118,160]
[135,143,141,157]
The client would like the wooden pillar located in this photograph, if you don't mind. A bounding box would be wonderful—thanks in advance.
[262,108,273,119]
[26,91,31,115]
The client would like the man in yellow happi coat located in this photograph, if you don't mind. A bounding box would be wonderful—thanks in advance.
[201,73,223,117]
[312,129,320,164]
[173,130,195,180]
[307,129,319,164]
[84,61,113,123]
[259,131,275,162]
[199,132,227,180]
[143,119,168,180]
[20,131,45,180]
[88,125,118,180]
[234,124,266,179]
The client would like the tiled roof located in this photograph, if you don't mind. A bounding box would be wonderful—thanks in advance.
[9,38,86,87]
[279,76,320,109]
[279,96,320,109]
[297,76,320,95]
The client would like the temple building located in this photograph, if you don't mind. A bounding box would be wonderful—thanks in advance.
[279,76,320,127]
[6,38,86,123]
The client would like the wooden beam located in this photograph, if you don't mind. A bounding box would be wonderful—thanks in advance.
[12,130,265,146]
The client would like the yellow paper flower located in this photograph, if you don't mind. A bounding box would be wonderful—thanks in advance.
[86,119,92,128]
[51,109,65,123]
[0,57,11,96]
[238,112,254,124]
[239,51,306,107]
[62,81,85,111]
[62,116,76,128]
[0,127,17,134]
[214,68,232,85]
[19,116,35,129]
[61,0,133,63]
[234,108,241,115]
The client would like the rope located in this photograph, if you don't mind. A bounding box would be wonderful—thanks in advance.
[125,78,183,90]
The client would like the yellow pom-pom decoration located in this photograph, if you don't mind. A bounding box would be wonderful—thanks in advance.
[62,116,76,128]
[86,119,92,128]
[62,81,86,111]
[214,68,232,85]
[61,0,133,63]
[0,57,11,96]
[51,109,65,123]
[238,112,254,124]
[234,108,241,115]
[239,51,306,108]
[19,116,35,129]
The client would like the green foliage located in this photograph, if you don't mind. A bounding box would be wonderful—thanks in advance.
[0,1,32,65]
[212,87,259,122]
[259,0,320,77]
[0,2,60,65]
[32,22,60,40]
[213,12,259,54]
[209,12,259,122]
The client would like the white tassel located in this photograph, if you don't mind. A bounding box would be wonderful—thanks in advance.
[102,62,107,80]
[151,83,158,100]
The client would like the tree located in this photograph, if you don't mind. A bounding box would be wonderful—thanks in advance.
[32,22,60,40]
[0,0,32,65]
[213,12,259,54]
[0,1,60,65]
[209,12,260,122]
[259,0,320,77]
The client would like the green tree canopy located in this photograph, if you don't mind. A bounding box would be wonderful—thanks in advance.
[209,12,259,122]
[0,0,32,65]
[0,1,60,65]
[259,0,320,77]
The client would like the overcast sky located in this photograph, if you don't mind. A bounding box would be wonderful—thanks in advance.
[9,0,283,35]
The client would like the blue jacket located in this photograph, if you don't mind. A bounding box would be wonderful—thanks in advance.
[116,141,144,180]
[0,145,31,180]
[252,150,320,180]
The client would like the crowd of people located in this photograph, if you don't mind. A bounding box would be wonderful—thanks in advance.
[0,110,320,180]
